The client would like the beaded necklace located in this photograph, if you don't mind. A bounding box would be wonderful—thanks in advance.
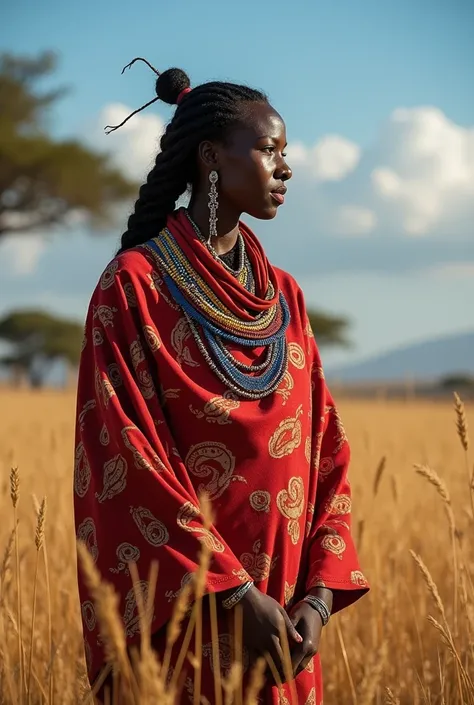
[143,220,290,399]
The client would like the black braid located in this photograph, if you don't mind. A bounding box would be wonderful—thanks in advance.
[114,66,267,253]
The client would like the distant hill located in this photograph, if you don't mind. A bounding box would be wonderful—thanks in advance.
[326,330,474,382]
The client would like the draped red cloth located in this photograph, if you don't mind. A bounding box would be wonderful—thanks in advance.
[74,211,369,704]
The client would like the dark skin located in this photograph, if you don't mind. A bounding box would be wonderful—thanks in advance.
[188,101,333,682]
[188,102,291,254]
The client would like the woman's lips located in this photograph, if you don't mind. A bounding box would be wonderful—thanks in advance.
[271,192,285,205]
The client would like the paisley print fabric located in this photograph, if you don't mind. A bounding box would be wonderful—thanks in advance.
[74,214,369,704]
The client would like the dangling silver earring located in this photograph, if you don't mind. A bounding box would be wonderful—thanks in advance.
[208,170,218,244]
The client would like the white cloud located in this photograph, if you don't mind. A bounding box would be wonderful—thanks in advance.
[288,135,361,181]
[288,106,474,239]
[86,103,166,182]
[333,206,377,235]
[0,235,47,276]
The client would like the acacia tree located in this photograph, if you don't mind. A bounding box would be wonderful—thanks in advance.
[0,51,136,238]
[0,309,83,386]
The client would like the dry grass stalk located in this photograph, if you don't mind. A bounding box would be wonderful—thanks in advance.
[384,686,400,704]
[9,466,24,698]
[27,497,46,703]
[373,456,387,497]
[427,616,474,699]
[390,474,399,504]
[413,464,459,630]
[335,618,357,705]
[243,657,266,705]
[410,551,447,626]
[76,540,136,701]
[0,528,15,588]
[209,591,223,705]
[453,392,469,452]
[359,640,388,705]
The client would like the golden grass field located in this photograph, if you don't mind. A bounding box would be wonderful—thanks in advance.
[0,388,473,705]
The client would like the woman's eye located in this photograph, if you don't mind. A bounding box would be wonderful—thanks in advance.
[282,153,287,158]
[262,146,275,153]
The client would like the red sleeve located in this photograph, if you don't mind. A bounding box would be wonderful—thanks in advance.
[294,283,369,614]
[306,381,369,612]
[74,255,251,676]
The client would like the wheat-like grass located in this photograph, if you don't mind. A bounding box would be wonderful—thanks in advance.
[1,390,473,704]
[27,497,46,703]
[373,456,386,497]
[453,392,469,452]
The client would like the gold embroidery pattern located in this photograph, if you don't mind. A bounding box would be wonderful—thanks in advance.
[93,305,117,327]
[124,580,152,637]
[325,491,351,515]
[99,424,110,446]
[305,657,315,673]
[277,477,304,545]
[95,455,128,503]
[77,517,98,562]
[202,633,249,676]
[74,442,91,498]
[147,271,180,310]
[109,543,141,576]
[240,540,276,582]
[122,426,166,473]
[165,571,194,602]
[78,399,96,431]
[171,317,200,367]
[143,324,161,352]
[305,436,311,464]
[95,366,115,408]
[100,260,119,290]
[284,581,296,605]
[305,687,316,705]
[351,570,369,587]
[312,431,324,471]
[130,339,145,369]
[107,363,123,388]
[137,369,156,400]
[275,370,294,406]
[304,319,314,354]
[288,342,306,370]
[159,385,181,406]
[232,567,251,582]
[92,327,104,346]
[319,456,335,480]
[185,442,246,501]
[326,405,348,454]
[177,501,224,553]
[81,600,97,631]
[123,282,137,307]
[130,506,169,547]
[269,405,303,459]
[320,533,346,560]
[190,391,240,425]
[249,490,271,513]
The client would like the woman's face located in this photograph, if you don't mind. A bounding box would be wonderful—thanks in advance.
[202,103,292,221]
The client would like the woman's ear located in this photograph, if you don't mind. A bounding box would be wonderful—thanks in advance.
[197,140,220,170]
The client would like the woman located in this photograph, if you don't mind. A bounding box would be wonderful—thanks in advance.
[74,61,369,704]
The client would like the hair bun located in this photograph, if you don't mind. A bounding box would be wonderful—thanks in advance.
[155,68,191,105]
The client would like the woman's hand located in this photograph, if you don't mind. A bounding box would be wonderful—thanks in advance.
[238,585,303,682]
[288,601,323,677]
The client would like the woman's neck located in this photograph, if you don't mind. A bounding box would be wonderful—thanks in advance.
[187,196,241,256]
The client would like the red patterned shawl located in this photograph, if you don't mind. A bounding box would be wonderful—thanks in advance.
[74,212,369,704]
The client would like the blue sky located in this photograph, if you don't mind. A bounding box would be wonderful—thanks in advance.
[1,0,473,367]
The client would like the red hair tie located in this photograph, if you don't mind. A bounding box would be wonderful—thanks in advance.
[176,87,192,105]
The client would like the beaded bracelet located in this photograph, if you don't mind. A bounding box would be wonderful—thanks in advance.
[302,595,331,626]
[222,581,254,610]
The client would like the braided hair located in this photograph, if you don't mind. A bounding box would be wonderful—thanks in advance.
[106,59,268,253]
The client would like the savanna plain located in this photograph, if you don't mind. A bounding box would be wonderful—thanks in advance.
[0,389,472,705]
